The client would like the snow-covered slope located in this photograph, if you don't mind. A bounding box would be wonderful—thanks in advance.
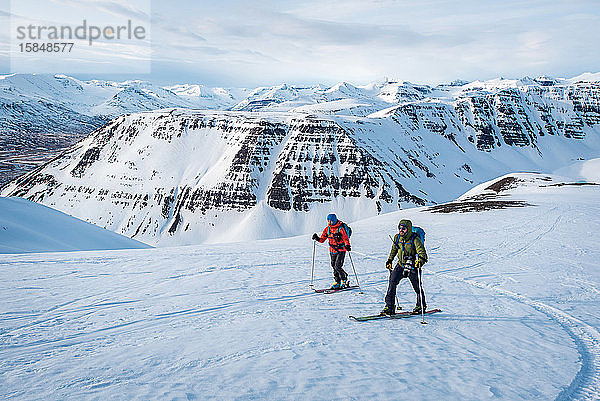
[0,74,247,187]
[554,158,600,183]
[0,74,245,152]
[0,196,151,253]
[1,172,598,400]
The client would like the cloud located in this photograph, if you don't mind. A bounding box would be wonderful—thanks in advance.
[95,1,151,22]
[154,41,228,56]
[201,9,462,49]
[51,0,150,22]
[7,0,598,86]
[152,14,207,42]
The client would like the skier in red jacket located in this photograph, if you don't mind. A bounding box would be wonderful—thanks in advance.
[312,213,351,289]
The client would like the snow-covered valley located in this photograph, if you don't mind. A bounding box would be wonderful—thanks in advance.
[1,169,599,400]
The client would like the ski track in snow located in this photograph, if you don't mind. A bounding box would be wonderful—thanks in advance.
[434,200,600,401]
[440,273,600,401]
[436,207,562,275]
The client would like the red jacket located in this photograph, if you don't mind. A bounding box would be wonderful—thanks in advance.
[317,221,350,254]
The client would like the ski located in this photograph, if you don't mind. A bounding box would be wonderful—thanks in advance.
[314,285,359,294]
[349,308,442,321]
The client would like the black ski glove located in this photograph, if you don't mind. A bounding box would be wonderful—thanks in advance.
[345,244,351,252]
[385,259,393,270]
[312,233,319,241]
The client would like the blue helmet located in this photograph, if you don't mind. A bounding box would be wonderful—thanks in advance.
[327,213,338,224]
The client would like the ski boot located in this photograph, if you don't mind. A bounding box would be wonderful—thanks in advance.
[330,281,341,290]
[412,305,426,314]
[379,305,396,316]
[340,279,350,288]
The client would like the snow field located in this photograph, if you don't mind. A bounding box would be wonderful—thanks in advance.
[1,175,599,400]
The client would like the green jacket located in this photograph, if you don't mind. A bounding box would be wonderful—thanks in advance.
[388,219,428,265]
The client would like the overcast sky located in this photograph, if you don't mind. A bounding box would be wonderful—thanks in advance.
[0,0,598,86]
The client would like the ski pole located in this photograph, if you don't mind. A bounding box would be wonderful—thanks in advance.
[417,266,427,325]
[310,240,316,288]
[347,251,363,294]
[347,249,379,261]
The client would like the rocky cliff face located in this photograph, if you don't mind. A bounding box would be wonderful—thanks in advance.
[3,75,600,245]
[4,110,439,244]
[454,82,598,150]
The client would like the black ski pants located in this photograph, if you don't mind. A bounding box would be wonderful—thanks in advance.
[330,252,348,282]
[385,264,426,309]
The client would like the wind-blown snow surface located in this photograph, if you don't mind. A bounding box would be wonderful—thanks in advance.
[0,197,151,254]
[1,173,599,400]
[554,158,600,183]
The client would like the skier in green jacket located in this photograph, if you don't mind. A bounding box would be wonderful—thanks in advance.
[380,219,428,316]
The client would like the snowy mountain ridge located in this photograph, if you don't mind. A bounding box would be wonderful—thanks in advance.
[3,73,600,246]
[2,72,599,136]
[0,73,254,187]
